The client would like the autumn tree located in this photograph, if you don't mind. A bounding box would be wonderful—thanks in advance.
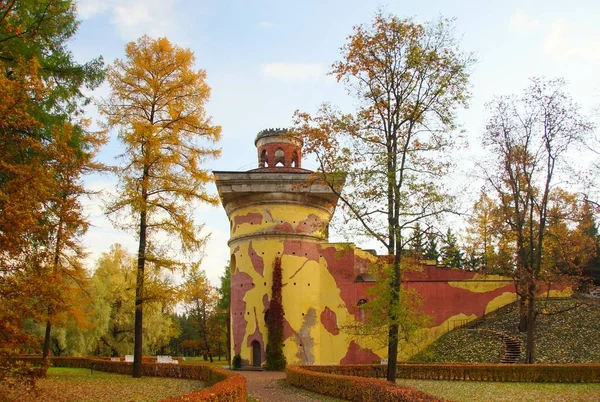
[0,0,104,364]
[181,266,219,362]
[40,122,107,365]
[294,12,473,381]
[464,192,501,272]
[539,189,596,290]
[100,36,221,377]
[89,244,179,357]
[579,201,600,284]
[217,263,231,361]
[482,77,593,363]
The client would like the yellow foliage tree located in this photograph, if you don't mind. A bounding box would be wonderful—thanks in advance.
[100,35,221,377]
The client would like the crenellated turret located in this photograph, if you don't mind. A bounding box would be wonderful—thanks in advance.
[254,128,302,169]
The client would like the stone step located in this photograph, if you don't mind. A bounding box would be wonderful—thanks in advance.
[236,366,264,371]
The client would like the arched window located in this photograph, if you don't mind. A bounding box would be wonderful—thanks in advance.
[274,148,285,167]
[357,298,368,307]
[291,151,298,168]
[230,254,237,273]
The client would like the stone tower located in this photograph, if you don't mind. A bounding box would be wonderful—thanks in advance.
[214,128,345,367]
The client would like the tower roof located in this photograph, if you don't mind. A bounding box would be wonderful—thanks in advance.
[254,128,303,146]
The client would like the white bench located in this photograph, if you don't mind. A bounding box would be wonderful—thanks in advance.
[157,355,178,364]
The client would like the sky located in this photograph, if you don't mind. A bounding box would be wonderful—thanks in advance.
[70,0,600,285]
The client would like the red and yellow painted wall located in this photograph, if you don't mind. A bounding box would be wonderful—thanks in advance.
[215,128,569,366]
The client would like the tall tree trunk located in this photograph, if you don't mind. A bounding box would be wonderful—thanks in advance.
[202,322,212,363]
[386,249,402,382]
[133,209,147,378]
[518,295,528,332]
[525,291,536,363]
[42,319,52,365]
[43,215,64,367]
[386,324,399,381]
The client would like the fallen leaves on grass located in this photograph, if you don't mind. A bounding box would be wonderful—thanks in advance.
[2,367,205,402]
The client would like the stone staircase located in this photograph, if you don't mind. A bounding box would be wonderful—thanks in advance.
[467,328,522,364]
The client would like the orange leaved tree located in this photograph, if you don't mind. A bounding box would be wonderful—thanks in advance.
[294,12,473,381]
[482,78,594,363]
[0,0,104,367]
[100,35,221,377]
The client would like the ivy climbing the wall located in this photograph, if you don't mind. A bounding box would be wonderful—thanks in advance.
[265,257,286,370]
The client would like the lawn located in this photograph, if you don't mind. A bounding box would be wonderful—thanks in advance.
[181,356,229,366]
[397,379,600,402]
[3,367,205,402]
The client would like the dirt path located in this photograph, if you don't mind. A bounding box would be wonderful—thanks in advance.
[238,371,346,402]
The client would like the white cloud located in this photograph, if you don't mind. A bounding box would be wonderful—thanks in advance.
[542,19,600,62]
[509,10,541,33]
[77,0,111,19]
[76,0,180,41]
[258,21,273,28]
[261,62,324,81]
[542,19,569,58]
[507,11,600,63]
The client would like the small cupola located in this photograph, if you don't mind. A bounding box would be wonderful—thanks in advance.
[255,128,302,169]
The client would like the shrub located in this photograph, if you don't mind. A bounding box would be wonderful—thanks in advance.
[297,363,600,383]
[287,365,443,402]
[287,363,600,402]
[232,354,242,369]
[12,356,247,402]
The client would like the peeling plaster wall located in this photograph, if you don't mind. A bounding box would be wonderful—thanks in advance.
[227,202,385,366]
[226,198,532,365]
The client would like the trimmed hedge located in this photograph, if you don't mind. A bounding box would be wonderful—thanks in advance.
[287,365,444,402]
[303,363,600,383]
[13,356,246,402]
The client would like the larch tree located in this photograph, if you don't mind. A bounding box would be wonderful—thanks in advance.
[100,35,221,377]
[41,123,106,366]
[294,11,473,381]
[464,192,501,272]
[482,77,593,363]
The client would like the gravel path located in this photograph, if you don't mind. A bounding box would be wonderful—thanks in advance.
[238,371,346,402]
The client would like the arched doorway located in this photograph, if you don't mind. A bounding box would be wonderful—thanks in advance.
[251,340,261,367]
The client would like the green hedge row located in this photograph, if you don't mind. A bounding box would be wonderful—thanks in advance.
[14,356,247,402]
[286,365,444,402]
[305,363,600,383]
